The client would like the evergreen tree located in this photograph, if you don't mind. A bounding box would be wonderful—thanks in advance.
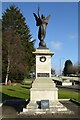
[2,5,35,83]
[63,59,74,76]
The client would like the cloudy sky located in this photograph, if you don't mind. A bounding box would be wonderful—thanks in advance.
[2,2,78,74]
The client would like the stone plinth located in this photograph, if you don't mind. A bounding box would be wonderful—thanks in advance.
[26,77,68,112]
[30,78,58,103]
[27,77,58,109]
[33,49,54,78]
[25,48,68,113]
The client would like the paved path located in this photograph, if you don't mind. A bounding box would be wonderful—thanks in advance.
[0,100,80,119]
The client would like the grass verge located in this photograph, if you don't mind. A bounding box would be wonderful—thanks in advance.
[58,88,80,102]
[0,84,31,102]
[0,83,80,102]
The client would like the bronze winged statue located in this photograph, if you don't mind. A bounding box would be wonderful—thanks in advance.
[33,7,51,47]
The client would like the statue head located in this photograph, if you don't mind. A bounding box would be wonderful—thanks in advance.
[41,14,46,19]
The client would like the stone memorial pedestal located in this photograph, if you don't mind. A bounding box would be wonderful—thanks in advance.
[33,48,54,78]
[27,77,58,109]
[24,48,68,112]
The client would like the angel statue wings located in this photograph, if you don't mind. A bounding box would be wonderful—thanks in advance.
[33,7,51,47]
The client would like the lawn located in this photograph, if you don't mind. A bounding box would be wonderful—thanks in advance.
[0,83,31,102]
[0,82,80,102]
[23,78,34,81]
[58,88,80,102]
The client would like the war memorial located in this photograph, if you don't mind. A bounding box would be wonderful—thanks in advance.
[23,8,70,114]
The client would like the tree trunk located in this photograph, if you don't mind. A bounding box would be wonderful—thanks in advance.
[5,54,10,85]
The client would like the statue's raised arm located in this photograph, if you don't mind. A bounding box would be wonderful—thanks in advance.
[33,13,41,26]
[38,6,40,19]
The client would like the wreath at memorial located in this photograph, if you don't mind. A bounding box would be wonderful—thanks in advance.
[40,56,46,62]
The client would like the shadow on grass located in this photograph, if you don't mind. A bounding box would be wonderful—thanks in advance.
[2,93,30,113]
[7,88,15,91]
[21,86,31,89]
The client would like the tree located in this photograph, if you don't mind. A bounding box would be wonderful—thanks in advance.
[63,60,74,76]
[73,61,80,76]
[2,5,35,83]
[2,28,27,84]
[51,68,55,75]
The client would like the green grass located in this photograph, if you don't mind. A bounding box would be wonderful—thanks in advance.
[0,84,31,101]
[0,83,80,102]
[23,78,34,81]
[58,88,80,102]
